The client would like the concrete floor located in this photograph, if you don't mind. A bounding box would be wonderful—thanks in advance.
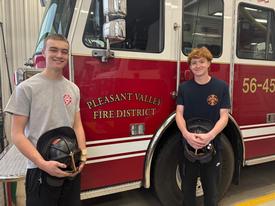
[83,161,275,206]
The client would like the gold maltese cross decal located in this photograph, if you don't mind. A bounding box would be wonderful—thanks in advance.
[207,94,219,106]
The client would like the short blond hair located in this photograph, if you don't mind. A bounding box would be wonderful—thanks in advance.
[187,47,213,64]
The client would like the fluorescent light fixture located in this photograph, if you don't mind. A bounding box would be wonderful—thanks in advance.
[244,7,258,12]
[213,12,222,16]
[255,18,267,23]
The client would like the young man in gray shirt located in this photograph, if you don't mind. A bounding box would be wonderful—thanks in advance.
[5,34,86,206]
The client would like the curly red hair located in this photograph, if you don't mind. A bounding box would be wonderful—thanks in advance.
[187,47,213,65]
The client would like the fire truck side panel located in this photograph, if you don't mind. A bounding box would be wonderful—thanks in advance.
[233,64,275,160]
[69,0,182,190]
[81,155,146,190]
[73,56,177,188]
[232,64,275,125]
[232,1,275,162]
[74,57,176,139]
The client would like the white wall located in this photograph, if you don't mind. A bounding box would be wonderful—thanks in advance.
[0,0,44,118]
[1,0,44,70]
[0,0,44,105]
[0,0,44,150]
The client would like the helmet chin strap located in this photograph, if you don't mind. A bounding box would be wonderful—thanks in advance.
[69,151,77,173]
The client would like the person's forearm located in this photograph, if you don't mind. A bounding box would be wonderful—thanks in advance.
[209,111,229,139]
[176,112,189,138]
[74,126,86,150]
[73,112,87,163]
[11,115,47,169]
[73,112,86,150]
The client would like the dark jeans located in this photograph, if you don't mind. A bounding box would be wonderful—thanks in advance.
[181,150,222,206]
[25,168,81,206]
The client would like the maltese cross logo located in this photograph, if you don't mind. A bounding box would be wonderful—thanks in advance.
[63,94,72,105]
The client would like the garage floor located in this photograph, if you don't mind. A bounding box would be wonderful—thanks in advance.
[83,161,275,206]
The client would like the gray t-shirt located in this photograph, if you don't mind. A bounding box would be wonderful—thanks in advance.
[5,72,80,168]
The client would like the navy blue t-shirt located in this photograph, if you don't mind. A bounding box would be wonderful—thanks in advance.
[177,77,230,124]
[177,77,231,148]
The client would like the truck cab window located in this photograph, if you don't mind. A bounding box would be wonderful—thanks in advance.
[182,0,224,57]
[237,4,275,60]
[83,0,164,53]
[35,0,76,54]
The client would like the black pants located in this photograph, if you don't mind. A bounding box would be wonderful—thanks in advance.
[181,151,222,206]
[25,168,81,206]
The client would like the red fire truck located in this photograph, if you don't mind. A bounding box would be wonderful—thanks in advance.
[11,0,275,205]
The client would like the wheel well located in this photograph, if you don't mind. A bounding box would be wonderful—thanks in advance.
[148,115,244,188]
[223,117,244,185]
[150,121,180,187]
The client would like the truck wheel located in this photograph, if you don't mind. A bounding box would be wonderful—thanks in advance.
[219,134,235,198]
[153,133,234,206]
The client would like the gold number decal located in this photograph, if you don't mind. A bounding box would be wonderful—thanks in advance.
[242,78,275,93]
[250,78,257,93]
[270,79,275,93]
[242,78,250,93]
[262,79,269,93]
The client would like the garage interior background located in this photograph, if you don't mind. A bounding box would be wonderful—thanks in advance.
[0,1,44,205]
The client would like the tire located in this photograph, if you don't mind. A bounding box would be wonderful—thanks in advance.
[153,133,183,206]
[219,134,235,198]
[153,133,234,206]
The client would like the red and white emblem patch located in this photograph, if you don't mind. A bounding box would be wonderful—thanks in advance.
[63,94,72,105]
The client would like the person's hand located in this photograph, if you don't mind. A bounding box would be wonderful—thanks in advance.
[194,132,215,147]
[40,160,71,178]
[78,161,85,173]
[183,131,205,149]
[68,161,86,177]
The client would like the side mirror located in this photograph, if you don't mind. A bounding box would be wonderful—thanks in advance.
[93,0,127,62]
[103,0,127,19]
[103,19,126,44]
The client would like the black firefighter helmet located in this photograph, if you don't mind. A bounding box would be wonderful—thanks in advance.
[37,126,81,186]
[184,118,217,164]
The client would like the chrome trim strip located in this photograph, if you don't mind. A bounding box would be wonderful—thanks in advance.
[69,52,75,82]
[87,152,146,164]
[87,140,150,159]
[174,22,181,94]
[245,155,275,166]
[242,126,275,138]
[243,135,275,142]
[68,0,83,82]
[240,122,275,129]
[86,135,153,145]
[144,113,176,188]
[228,114,246,166]
[229,0,237,114]
[80,181,142,199]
